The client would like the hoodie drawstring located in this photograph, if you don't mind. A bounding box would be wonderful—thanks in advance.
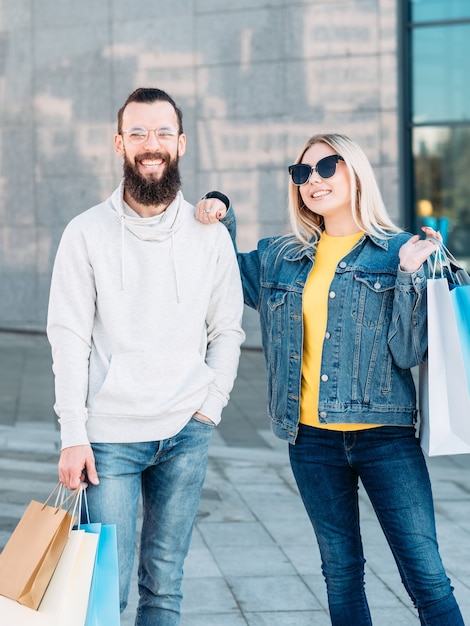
[120,215,126,291]
[120,214,181,302]
[116,184,184,301]
[170,231,181,303]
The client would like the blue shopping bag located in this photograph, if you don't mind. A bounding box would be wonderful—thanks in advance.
[449,284,470,395]
[81,523,120,626]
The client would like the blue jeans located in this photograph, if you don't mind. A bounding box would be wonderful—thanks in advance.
[289,425,464,626]
[84,416,214,626]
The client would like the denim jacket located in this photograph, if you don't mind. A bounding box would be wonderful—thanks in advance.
[223,209,428,444]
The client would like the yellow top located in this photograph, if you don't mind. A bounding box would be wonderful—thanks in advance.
[300,231,380,431]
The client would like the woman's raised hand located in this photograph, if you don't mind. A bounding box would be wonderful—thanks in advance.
[398,226,442,273]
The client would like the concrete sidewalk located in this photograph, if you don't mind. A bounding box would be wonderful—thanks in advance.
[0,331,469,624]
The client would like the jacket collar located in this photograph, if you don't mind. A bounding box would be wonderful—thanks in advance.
[282,232,390,262]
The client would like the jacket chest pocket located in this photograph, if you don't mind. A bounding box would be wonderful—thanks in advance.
[351,272,396,328]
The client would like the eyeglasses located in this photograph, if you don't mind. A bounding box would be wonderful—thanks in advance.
[288,155,344,186]
[121,126,179,145]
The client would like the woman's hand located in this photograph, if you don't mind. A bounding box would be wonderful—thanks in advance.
[398,226,442,273]
[195,198,227,223]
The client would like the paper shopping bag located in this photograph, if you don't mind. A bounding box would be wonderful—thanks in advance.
[83,523,120,625]
[419,277,470,455]
[0,529,98,625]
[0,484,80,609]
[40,529,98,625]
[449,283,470,395]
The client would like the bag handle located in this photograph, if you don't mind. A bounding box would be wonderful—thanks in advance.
[75,486,91,529]
[43,482,79,512]
[42,482,84,533]
[56,482,91,530]
[427,239,470,285]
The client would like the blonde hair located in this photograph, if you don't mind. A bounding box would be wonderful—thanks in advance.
[287,133,401,248]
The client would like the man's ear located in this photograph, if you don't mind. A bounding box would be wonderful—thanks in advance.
[114,133,125,156]
[177,133,186,158]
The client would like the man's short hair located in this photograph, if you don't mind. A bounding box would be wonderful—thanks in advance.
[117,87,184,135]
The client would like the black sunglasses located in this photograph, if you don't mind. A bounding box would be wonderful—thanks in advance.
[288,155,345,186]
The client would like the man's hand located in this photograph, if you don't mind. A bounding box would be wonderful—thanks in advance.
[195,198,227,223]
[194,411,215,425]
[58,444,99,490]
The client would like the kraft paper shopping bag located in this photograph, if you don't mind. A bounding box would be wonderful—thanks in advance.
[0,484,80,609]
[0,529,98,625]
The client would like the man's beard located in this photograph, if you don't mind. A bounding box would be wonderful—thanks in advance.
[123,151,181,207]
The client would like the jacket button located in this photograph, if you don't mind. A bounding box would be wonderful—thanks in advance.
[321,374,329,381]
[319,411,327,419]
[339,261,347,269]
[325,331,331,339]
[329,291,336,298]
[374,281,381,289]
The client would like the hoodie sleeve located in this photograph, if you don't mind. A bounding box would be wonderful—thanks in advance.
[47,218,96,448]
[198,224,245,423]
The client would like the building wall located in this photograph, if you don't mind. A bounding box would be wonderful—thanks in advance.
[0,0,399,346]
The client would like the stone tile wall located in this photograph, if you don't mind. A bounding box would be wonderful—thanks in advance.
[0,0,399,345]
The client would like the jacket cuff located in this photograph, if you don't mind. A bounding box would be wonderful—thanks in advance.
[200,190,230,210]
[396,265,427,292]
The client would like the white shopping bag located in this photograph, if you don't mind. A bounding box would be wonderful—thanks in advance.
[419,277,470,456]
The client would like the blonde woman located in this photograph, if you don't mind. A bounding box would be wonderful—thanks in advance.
[197,133,464,625]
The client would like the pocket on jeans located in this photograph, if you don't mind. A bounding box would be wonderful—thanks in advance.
[191,414,216,428]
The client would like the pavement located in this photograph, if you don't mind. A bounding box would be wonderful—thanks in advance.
[0,330,469,625]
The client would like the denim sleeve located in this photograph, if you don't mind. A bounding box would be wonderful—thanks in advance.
[388,265,428,369]
[221,207,263,311]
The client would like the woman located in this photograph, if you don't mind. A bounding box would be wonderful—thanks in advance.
[197,133,464,625]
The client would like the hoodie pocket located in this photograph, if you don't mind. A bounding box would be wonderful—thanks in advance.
[90,351,214,417]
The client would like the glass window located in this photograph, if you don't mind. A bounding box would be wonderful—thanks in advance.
[410,0,470,22]
[413,126,470,266]
[412,23,470,124]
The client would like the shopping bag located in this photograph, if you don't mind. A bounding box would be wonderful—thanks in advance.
[0,528,98,625]
[0,483,80,609]
[419,277,470,455]
[449,284,470,395]
[40,529,98,625]
[83,523,120,625]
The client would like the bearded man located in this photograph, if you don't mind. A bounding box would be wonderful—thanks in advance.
[47,87,244,626]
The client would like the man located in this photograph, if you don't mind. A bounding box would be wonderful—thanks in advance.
[47,87,244,625]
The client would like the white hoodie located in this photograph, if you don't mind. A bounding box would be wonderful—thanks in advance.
[47,182,245,449]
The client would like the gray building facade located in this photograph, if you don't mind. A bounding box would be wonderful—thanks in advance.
[0,0,400,345]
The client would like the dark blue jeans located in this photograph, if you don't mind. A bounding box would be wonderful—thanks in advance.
[289,425,464,625]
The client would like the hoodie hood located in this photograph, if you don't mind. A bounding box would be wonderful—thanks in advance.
[111,180,186,298]
[112,179,186,241]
